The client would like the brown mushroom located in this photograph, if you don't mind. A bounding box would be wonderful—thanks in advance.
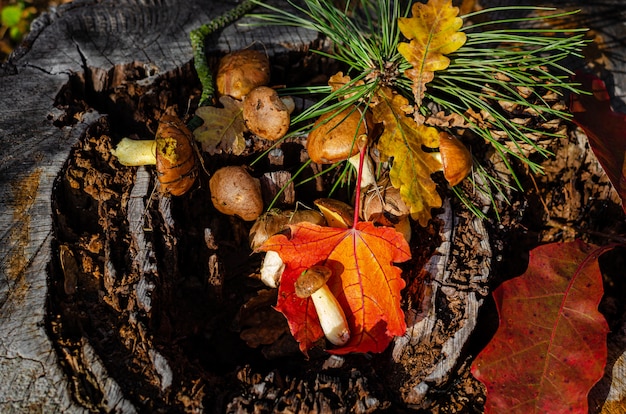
[243,86,291,141]
[295,265,350,346]
[249,209,326,250]
[314,198,355,229]
[209,166,263,221]
[250,209,326,288]
[306,105,376,188]
[110,114,197,196]
[438,131,472,186]
[216,49,270,100]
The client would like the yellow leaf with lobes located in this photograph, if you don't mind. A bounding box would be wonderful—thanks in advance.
[398,0,467,106]
[193,96,246,155]
[372,87,442,226]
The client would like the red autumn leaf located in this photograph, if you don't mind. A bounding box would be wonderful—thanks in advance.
[260,221,411,355]
[570,72,626,211]
[471,240,609,414]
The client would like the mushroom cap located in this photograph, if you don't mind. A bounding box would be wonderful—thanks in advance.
[307,106,373,164]
[294,265,333,298]
[243,86,291,141]
[439,132,472,186]
[314,198,354,229]
[216,49,270,100]
[249,209,326,250]
[155,115,197,196]
[209,165,263,221]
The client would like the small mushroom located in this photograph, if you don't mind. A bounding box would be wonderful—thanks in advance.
[295,265,350,346]
[249,209,326,250]
[243,86,291,141]
[437,131,472,186]
[306,105,376,188]
[314,198,354,229]
[110,114,197,196]
[250,209,326,288]
[216,49,270,100]
[209,166,263,221]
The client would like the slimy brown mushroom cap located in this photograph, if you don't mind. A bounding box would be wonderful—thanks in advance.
[306,105,373,164]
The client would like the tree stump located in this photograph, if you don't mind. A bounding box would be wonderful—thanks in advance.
[1,0,625,413]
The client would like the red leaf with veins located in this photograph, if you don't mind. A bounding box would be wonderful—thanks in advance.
[471,240,609,413]
[260,221,411,354]
[570,72,626,211]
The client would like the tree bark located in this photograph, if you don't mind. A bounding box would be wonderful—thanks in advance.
[0,1,317,412]
[1,0,625,412]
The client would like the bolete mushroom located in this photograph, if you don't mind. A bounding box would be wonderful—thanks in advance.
[209,165,263,221]
[243,86,291,141]
[216,49,270,100]
[295,265,350,346]
[437,131,472,186]
[249,209,326,250]
[110,114,197,196]
[306,105,376,188]
[314,198,354,229]
[250,209,326,288]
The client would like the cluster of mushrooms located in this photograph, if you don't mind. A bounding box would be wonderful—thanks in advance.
[110,48,473,348]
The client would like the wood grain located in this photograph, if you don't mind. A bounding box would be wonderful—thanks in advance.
[0,0,316,411]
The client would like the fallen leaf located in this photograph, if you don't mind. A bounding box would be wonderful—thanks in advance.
[570,72,626,212]
[260,221,411,355]
[471,240,609,414]
[397,0,467,106]
[193,96,246,155]
[328,71,364,101]
[372,87,442,226]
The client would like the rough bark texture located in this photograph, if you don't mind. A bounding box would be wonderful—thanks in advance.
[0,1,318,412]
[0,0,625,413]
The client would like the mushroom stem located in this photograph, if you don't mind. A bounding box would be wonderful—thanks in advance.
[347,152,376,189]
[259,251,285,288]
[111,138,157,166]
[295,265,350,346]
[310,284,350,346]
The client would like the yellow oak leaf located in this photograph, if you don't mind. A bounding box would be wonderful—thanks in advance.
[328,71,364,101]
[193,96,246,155]
[372,87,442,226]
[398,0,466,106]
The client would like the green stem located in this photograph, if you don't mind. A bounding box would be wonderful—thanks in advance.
[190,0,256,107]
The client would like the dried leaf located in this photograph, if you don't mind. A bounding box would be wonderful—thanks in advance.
[472,241,609,414]
[193,96,246,155]
[328,71,364,101]
[398,0,467,106]
[422,110,468,128]
[260,221,411,355]
[372,87,442,226]
[570,72,626,212]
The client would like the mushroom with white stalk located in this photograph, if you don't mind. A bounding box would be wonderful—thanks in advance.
[306,105,376,188]
[250,209,326,288]
[294,265,350,346]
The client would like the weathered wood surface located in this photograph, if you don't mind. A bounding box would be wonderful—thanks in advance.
[1,0,625,412]
[0,0,317,412]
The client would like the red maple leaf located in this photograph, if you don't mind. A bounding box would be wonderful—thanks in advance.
[570,72,626,211]
[471,240,609,413]
[260,221,411,354]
